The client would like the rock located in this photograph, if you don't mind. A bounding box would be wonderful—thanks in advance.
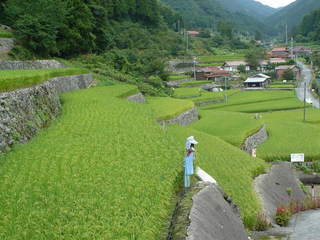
[186,184,248,240]
[126,93,145,104]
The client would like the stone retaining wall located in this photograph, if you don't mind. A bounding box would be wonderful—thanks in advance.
[0,74,93,153]
[159,107,199,126]
[126,93,145,104]
[0,38,14,55]
[241,125,268,154]
[195,98,225,107]
[186,183,248,240]
[0,60,67,70]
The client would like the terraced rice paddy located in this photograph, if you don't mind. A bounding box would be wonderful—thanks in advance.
[202,90,306,113]
[173,88,201,98]
[0,68,89,92]
[146,96,194,120]
[257,108,320,161]
[190,110,263,147]
[0,85,183,239]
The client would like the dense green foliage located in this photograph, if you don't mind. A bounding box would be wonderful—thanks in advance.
[245,48,266,69]
[0,68,89,92]
[296,8,320,42]
[267,0,320,34]
[2,0,182,58]
[0,85,184,239]
[161,0,272,36]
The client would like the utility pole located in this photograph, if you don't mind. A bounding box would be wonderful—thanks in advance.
[285,24,288,45]
[193,57,196,81]
[304,82,307,122]
[224,77,228,103]
[291,37,294,59]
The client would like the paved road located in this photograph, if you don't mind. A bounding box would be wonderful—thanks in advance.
[289,210,320,240]
[295,61,320,108]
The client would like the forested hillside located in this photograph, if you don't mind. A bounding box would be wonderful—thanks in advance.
[0,0,182,58]
[266,0,320,33]
[215,0,277,20]
[296,8,320,42]
[161,0,274,36]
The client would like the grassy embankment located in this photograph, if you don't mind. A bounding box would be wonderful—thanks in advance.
[168,75,190,81]
[0,29,13,38]
[197,54,245,63]
[179,80,211,86]
[0,68,90,92]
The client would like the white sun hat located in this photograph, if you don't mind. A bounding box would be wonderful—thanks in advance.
[186,136,198,149]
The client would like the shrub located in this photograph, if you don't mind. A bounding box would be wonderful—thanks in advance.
[275,207,291,226]
[255,212,271,231]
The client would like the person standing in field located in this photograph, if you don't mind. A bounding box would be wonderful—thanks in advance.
[184,136,198,189]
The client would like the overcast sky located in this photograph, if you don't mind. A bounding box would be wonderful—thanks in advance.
[255,0,296,8]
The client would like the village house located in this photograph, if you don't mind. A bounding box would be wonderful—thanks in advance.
[196,67,230,81]
[293,46,312,56]
[222,61,250,72]
[267,46,290,58]
[187,30,200,36]
[269,58,287,65]
[257,60,268,72]
[244,73,271,88]
[275,65,300,80]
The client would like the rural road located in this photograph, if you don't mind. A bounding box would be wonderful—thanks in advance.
[289,210,320,240]
[295,60,320,108]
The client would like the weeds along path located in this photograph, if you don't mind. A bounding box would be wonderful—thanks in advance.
[0,85,183,240]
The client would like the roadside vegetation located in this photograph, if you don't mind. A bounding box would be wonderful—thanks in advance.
[0,68,89,92]
[0,29,13,38]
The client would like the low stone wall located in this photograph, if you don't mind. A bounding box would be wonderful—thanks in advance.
[195,98,225,107]
[0,74,93,153]
[241,125,268,154]
[166,78,194,87]
[0,60,67,70]
[159,107,199,126]
[186,183,248,240]
[126,93,145,104]
[254,162,306,223]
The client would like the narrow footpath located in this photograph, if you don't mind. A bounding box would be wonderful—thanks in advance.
[296,60,320,108]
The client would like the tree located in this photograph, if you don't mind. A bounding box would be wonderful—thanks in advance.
[282,69,295,80]
[237,65,246,73]
[245,47,265,70]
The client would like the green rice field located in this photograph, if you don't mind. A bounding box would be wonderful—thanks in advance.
[198,54,245,63]
[0,68,89,92]
[267,83,295,89]
[0,85,183,239]
[173,88,201,98]
[179,80,211,86]
[146,96,194,120]
[168,75,190,81]
[190,110,263,147]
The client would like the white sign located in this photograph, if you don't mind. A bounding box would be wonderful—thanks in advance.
[291,153,305,163]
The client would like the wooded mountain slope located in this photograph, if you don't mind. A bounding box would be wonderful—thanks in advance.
[266,0,320,32]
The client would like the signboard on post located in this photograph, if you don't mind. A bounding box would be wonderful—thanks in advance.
[291,153,305,163]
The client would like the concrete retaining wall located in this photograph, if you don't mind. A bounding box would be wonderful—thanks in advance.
[0,60,66,70]
[159,107,199,126]
[241,125,268,154]
[0,74,93,153]
[254,162,306,223]
[186,183,248,240]
[126,93,146,104]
